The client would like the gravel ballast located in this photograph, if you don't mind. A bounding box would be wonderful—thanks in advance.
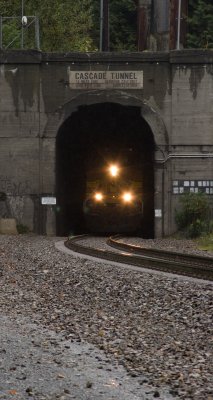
[0,234,212,400]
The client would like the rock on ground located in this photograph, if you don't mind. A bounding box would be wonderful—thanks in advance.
[0,234,212,400]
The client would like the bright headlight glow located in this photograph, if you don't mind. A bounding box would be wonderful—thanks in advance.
[122,192,133,202]
[94,192,103,201]
[109,164,119,177]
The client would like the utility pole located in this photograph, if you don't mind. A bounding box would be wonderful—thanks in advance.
[176,0,181,49]
[100,0,109,51]
[135,1,151,51]
[170,0,188,50]
[103,0,109,51]
[100,0,103,51]
[0,16,2,48]
[21,0,24,48]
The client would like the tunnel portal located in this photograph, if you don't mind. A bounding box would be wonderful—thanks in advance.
[56,103,155,237]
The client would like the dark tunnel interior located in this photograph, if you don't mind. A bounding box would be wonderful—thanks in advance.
[56,103,155,237]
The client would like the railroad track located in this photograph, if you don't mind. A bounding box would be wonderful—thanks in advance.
[65,235,213,281]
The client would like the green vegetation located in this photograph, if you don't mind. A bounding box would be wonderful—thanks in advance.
[30,0,96,52]
[0,0,96,51]
[16,223,30,234]
[196,234,213,252]
[103,0,137,51]
[0,1,212,51]
[175,192,213,238]
[0,0,136,51]
[187,0,213,49]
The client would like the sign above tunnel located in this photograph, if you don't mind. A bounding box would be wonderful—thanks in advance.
[68,69,143,90]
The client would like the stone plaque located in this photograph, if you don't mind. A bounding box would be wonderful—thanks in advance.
[68,69,143,90]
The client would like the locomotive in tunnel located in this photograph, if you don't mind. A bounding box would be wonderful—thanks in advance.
[83,148,143,233]
[56,103,155,237]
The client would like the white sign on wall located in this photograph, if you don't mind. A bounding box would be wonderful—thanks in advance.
[172,180,213,195]
[155,209,162,218]
[41,197,56,205]
[68,69,143,90]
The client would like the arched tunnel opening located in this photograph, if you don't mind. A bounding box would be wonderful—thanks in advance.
[56,103,155,237]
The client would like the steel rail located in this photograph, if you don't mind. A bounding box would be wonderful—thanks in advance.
[108,235,213,268]
[65,235,213,281]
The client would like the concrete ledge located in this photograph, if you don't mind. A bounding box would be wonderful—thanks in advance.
[1,49,212,65]
[0,50,42,64]
[170,49,213,64]
[0,218,18,235]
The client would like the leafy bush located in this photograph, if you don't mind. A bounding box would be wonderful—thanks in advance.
[186,219,208,238]
[175,192,212,238]
[17,224,30,234]
[197,233,213,251]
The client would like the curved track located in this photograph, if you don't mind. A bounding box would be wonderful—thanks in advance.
[65,235,213,281]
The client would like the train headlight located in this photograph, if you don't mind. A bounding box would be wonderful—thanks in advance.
[108,164,119,178]
[122,192,133,203]
[94,192,103,201]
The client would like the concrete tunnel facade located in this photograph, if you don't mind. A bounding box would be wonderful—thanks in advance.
[0,50,212,237]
